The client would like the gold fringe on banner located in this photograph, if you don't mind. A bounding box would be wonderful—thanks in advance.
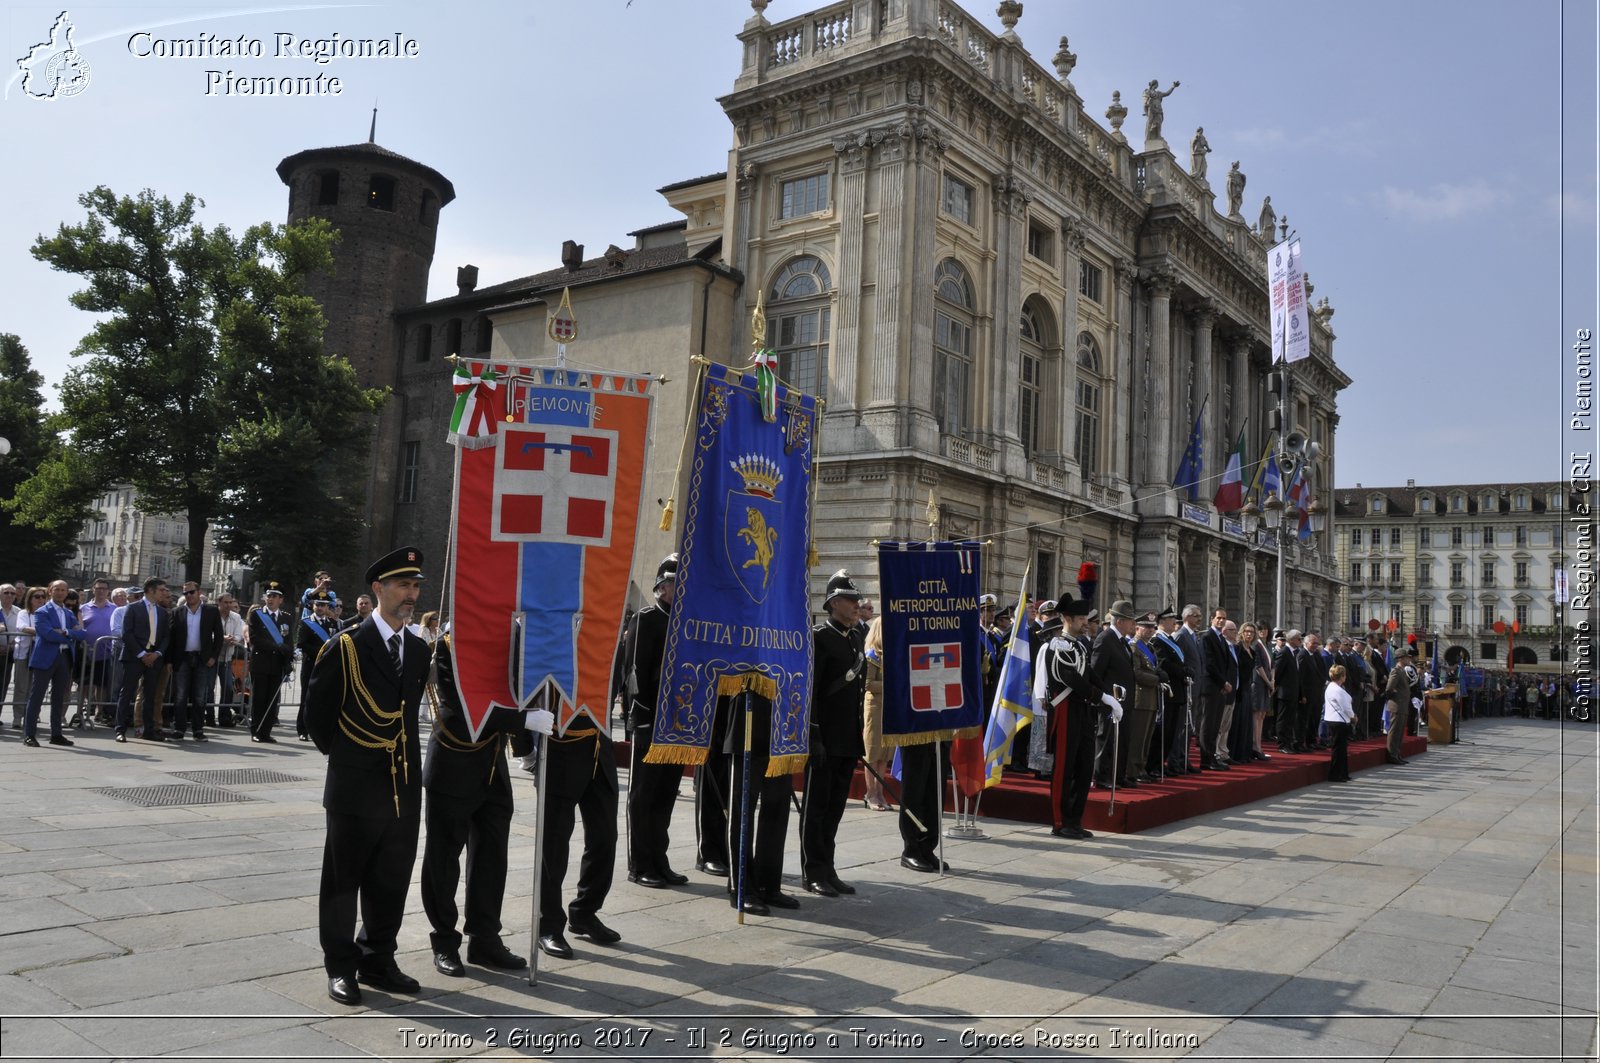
[807,542,819,568]
[769,753,809,777]
[641,741,706,768]
[881,724,984,749]
[716,671,778,702]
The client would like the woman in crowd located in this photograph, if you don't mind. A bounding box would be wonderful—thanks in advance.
[8,588,45,727]
[1323,663,1355,783]
[1241,622,1273,762]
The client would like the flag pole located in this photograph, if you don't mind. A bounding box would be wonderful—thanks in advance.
[735,688,753,924]
[526,681,551,986]
[935,735,946,877]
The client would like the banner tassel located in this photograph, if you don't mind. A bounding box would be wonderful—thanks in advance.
[659,496,675,532]
[807,541,819,568]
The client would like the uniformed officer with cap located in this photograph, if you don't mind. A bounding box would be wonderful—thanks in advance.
[800,570,867,897]
[247,583,295,743]
[1036,596,1119,839]
[295,590,338,741]
[625,554,689,889]
[306,546,430,1007]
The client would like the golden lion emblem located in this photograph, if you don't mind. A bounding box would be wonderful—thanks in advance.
[736,506,778,588]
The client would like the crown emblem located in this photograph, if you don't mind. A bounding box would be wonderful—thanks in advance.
[729,453,783,499]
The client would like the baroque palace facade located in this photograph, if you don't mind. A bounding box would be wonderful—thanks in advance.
[279,0,1349,625]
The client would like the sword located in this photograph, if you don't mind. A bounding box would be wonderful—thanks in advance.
[857,759,926,832]
[1109,684,1126,813]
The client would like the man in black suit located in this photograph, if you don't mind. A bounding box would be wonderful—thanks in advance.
[295,591,338,740]
[167,581,223,741]
[1090,600,1139,788]
[1298,632,1329,749]
[1174,605,1205,768]
[421,633,549,977]
[247,585,295,743]
[1272,630,1303,752]
[800,570,867,898]
[626,555,689,889]
[306,547,430,1008]
[1151,608,1191,774]
[1198,608,1235,769]
[114,577,172,743]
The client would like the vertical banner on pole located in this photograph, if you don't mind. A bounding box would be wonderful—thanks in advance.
[876,541,985,746]
[1268,237,1311,364]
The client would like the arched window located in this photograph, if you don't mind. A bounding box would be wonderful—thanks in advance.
[933,259,974,437]
[1074,332,1102,472]
[367,175,396,212]
[1019,304,1043,457]
[768,255,831,400]
[317,170,340,206]
[445,318,463,356]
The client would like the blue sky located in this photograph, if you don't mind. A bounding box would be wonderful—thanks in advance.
[1,0,1594,489]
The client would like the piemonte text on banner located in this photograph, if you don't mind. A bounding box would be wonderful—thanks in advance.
[646,362,818,776]
[876,541,985,747]
[446,361,655,739]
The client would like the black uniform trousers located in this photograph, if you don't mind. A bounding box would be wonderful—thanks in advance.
[537,730,617,936]
[627,722,684,879]
[722,693,791,899]
[319,810,419,977]
[250,668,284,739]
[1050,702,1096,830]
[897,741,944,863]
[1093,708,1134,785]
[695,696,732,868]
[421,786,513,952]
[799,752,854,883]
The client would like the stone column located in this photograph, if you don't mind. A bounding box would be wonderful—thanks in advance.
[830,134,870,414]
[1229,333,1251,446]
[1192,302,1217,496]
[1144,270,1174,492]
[1057,220,1086,467]
[991,175,1029,468]
[902,124,945,449]
[869,129,909,408]
[732,161,759,354]
[1111,255,1136,486]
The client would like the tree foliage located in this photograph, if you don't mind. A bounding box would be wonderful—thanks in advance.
[18,186,385,583]
[0,334,95,577]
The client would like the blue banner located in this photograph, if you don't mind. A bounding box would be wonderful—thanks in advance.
[877,541,985,746]
[647,362,817,775]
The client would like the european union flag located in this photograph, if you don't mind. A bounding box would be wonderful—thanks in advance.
[1173,397,1207,502]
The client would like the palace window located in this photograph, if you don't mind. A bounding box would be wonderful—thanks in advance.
[1370,496,1385,514]
[1074,332,1103,473]
[1451,526,1463,547]
[1419,494,1433,512]
[769,255,832,401]
[1515,560,1529,584]
[1450,561,1464,586]
[1516,603,1528,627]
[1078,261,1103,304]
[445,318,462,356]
[1481,605,1494,628]
[1390,527,1402,546]
[1390,562,1402,583]
[1515,525,1527,546]
[415,322,433,362]
[933,259,974,435]
[941,174,974,225]
[1482,560,1495,585]
[1027,220,1053,264]
[1420,527,1433,547]
[1349,604,1360,627]
[1349,527,1361,548]
[475,315,493,354]
[1419,603,1431,629]
[1482,527,1495,546]
[779,172,830,219]
[1451,494,1465,512]
[398,442,420,504]
[1019,305,1043,456]
[1369,562,1382,583]
[1451,604,1463,629]
[1418,562,1432,587]
[1513,491,1529,511]
[1349,562,1361,583]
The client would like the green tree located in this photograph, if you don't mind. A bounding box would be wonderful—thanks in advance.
[19,187,385,584]
[0,334,96,577]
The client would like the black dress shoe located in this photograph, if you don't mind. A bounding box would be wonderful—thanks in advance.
[567,915,621,945]
[1255,751,1272,761]
[1385,754,1406,765]
[433,949,464,977]
[192,733,207,742]
[536,932,573,959]
[327,975,362,1006]
[803,877,840,897]
[21,736,39,747]
[730,895,769,916]
[143,731,165,741]
[760,889,800,909]
[696,859,729,877]
[357,965,420,994]
[899,854,940,873]
[1051,824,1092,839]
[827,874,856,895]
[628,872,668,889]
[468,936,530,968]
[114,731,126,743]
[660,867,689,886]
[49,735,74,746]
[1211,761,1230,770]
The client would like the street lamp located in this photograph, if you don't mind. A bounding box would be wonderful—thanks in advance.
[1240,499,1261,538]
[0,436,11,457]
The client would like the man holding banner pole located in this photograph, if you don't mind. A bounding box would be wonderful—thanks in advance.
[800,571,867,898]
[626,554,689,890]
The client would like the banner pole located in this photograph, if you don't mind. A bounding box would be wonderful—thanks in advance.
[527,683,550,987]
[935,736,946,877]
[736,689,753,924]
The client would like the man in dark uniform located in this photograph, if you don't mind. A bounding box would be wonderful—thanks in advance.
[1036,598,1115,839]
[1091,600,1139,789]
[295,591,338,741]
[1297,632,1328,749]
[723,687,800,915]
[800,570,866,898]
[1152,608,1190,774]
[1273,630,1306,752]
[421,633,550,977]
[306,547,430,1007]
[1197,609,1235,770]
[626,554,689,889]
[247,584,295,744]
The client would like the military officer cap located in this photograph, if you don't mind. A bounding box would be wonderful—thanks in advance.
[366,546,425,584]
[1394,644,1416,659]
[824,569,862,604]
[1085,607,1101,622]
[995,605,1013,621]
[313,590,332,605]
[654,552,680,590]
[263,582,284,600]
[1061,598,1094,618]
[1156,607,1179,622]
[1036,599,1059,617]
[1136,612,1158,628]
[979,593,997,608]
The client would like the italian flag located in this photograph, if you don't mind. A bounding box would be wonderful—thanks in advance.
[447,363,500,449]
[1213,427,1248,512]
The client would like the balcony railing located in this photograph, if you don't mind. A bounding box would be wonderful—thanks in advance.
[943,434,996,472]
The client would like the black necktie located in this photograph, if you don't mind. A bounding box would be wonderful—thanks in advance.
[387,632,402,676]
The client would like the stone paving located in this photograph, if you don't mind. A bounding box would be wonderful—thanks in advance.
[0,716,1594,1061]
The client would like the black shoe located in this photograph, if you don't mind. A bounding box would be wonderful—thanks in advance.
[1051,825,1092,839]
[566,916,620,946]
[433,949,464,977]
[327,975,362,1006]
[356,965,419,994]
[537,932,573,959]
[21,736,39,747]
[1255,752,1272,761]
[760,889,800,909]
[1385,754,1406,765]
[170,731,185,741]
[468,936,529,968]
[899,854,940,873]
[252,734,278,744]
[114,731,126,743]
[803,877,840,897]
[628,872,668,889]
[49,735,74,747]
[696,859,729,877]
[660,867,689,886]
[827,874,856,895]
[730,896,769,916]
[298,734,309,742]
[192,732,207,743]
[143,732,165,742]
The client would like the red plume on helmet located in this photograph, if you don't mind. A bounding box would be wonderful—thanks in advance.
[1076,561,1099,605]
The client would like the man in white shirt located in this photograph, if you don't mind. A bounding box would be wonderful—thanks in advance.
[215,593,246,726]
[0,584,20,719]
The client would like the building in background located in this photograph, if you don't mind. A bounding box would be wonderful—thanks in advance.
[69,486,247,596]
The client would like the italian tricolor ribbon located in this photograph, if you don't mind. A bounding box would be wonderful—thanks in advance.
[448,364,500,448]
[753,349,778,423]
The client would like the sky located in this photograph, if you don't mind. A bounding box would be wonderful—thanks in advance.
[0,0,1594,491]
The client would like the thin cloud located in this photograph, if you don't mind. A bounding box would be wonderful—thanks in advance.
[1380,180,1505,222]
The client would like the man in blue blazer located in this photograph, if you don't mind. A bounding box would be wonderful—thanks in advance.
[22,580,91,747]
[115,577,173,742]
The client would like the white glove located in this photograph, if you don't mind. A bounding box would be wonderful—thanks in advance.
[1100,692,1123,723]
[525,709,555,735]
[1110,702,1124,724]
[1411,697,1422,710]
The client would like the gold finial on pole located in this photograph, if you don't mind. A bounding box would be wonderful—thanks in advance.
[751,290,768,354]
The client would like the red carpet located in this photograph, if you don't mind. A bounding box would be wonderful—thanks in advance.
[615,733,1429,835]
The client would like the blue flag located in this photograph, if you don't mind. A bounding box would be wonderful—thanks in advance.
[647,362,818,776]
[1173,397,1207,502]
[980,573,1033,788]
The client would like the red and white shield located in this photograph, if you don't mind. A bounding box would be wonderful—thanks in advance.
[909,642,963,712]
[492,425,617,545]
